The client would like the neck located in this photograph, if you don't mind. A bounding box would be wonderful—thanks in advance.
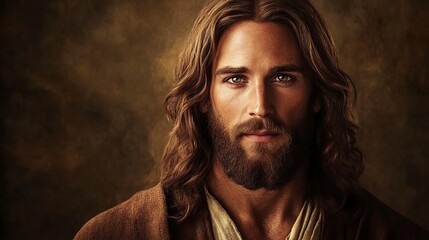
[206,158,309,240]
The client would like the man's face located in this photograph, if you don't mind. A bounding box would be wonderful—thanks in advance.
[208,21,318,190]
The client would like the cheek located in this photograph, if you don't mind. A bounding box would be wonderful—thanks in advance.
[275,91,313,124]
[210,86,243,120]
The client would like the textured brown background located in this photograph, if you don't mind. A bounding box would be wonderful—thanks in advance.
[1,0,428,239]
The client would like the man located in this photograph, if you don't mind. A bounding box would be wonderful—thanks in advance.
[75,0,429,239]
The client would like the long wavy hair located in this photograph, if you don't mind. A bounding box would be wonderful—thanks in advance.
[161,0,363,222]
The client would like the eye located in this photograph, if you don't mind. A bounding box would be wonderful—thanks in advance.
[225,76,246,84]
[272,74,294,85]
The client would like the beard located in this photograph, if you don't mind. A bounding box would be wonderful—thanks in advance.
[207,110,305,190]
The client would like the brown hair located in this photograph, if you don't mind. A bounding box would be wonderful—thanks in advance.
[161,0,363,222]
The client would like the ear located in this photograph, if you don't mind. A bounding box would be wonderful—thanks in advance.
[313,96,321,113]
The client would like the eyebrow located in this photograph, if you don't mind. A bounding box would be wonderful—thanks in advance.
[267,65,303,75]
[215,66,250,76]
[215,64,304,76]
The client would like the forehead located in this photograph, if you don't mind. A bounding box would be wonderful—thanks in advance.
[213,21,303,71]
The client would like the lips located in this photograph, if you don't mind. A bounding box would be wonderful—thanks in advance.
[244,130,278,135]
[242,130,280,142]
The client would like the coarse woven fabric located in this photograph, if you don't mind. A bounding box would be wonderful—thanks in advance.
[74,184,429,240]
[205,189,322,240]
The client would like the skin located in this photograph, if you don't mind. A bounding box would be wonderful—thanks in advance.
[206,21,319,240]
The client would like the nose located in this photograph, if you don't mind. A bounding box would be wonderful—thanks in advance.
[248,81,274,117]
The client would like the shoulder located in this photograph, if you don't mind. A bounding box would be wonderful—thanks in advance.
[74,184,169,240]
[351,189,428,239]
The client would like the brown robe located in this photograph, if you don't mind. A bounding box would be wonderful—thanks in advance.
[74,184,429,240]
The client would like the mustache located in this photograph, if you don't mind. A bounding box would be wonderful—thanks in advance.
[233,117,291,137]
